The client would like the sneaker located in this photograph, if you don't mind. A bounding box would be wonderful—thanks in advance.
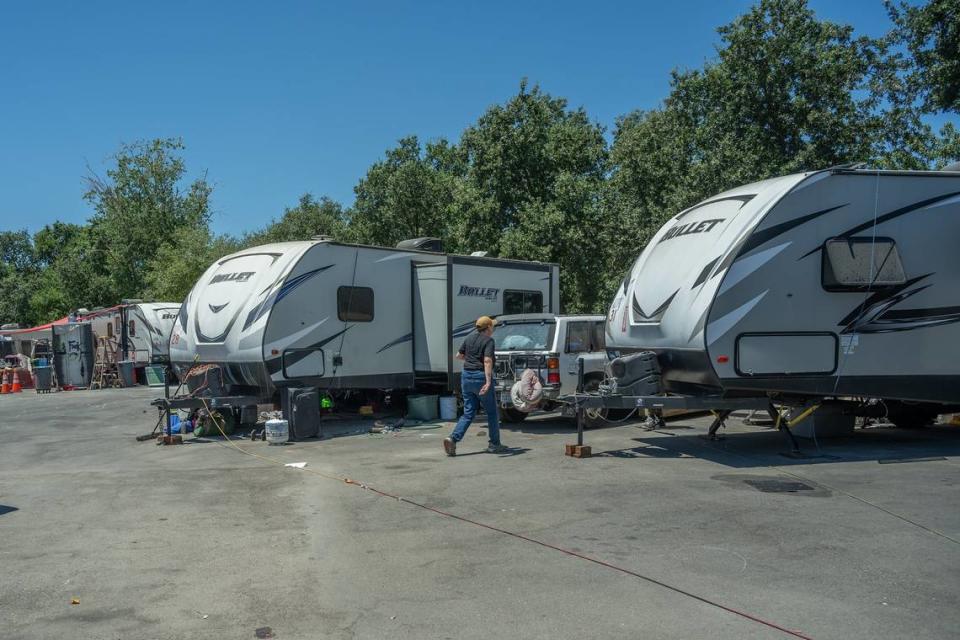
[443,437,457,456]
[486,443,509,454]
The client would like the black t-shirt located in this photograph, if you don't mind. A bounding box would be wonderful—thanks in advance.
[459,331,495,371]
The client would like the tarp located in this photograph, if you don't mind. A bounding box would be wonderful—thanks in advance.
[0,305,123,337]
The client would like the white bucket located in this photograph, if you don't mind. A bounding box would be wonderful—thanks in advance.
[265,419,289,445]
[439,396,458,421]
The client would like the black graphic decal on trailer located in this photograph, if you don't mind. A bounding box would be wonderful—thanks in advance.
[799,191,960,260]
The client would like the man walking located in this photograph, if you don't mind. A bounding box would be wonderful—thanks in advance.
[443,316,507,456]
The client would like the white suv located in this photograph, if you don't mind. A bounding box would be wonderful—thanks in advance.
[492,314,610,427]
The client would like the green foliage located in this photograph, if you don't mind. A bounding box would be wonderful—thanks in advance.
[887,0,960,113]
[84,138,212,301]
[2,0,957,327]
[244,195,347,246]
[347,136,458,246]
[144,227,241,302]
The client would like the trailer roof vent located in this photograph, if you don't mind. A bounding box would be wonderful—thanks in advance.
[470,251,489,257]
[121,298,143,304]
[312,235,334,242]
[396,237,443,252]
[1,323,21,330]
[941,160,960,172]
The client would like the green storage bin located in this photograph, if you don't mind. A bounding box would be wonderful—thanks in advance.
[407,394,439,421]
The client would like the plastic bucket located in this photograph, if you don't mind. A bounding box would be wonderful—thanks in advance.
[439,396,457,420]
[265,419,289,444]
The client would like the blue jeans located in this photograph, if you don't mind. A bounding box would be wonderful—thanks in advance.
[450,369,500,445]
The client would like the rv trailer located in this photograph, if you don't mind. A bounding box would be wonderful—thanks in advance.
[169,238,559,400]
[77,303,181,366]
[590,166,960,429]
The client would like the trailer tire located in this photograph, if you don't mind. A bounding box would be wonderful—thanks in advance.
[499,407,529,423]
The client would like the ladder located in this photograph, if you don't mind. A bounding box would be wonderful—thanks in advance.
[91,336,120,390]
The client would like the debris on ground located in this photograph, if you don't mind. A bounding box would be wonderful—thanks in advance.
[370,418,404,434]
[70,598,80,605]
[284,462,307,469]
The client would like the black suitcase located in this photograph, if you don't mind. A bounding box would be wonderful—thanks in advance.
[282,387,321,441]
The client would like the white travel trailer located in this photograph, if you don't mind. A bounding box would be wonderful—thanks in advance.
[603,166,960,426]
[169,239,559,399]
[81,302,181,365]
[0,302,179,372]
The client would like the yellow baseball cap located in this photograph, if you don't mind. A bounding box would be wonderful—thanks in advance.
[475,316,497,331]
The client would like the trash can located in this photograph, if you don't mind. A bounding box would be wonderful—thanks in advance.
[33,366,53,393]
[117,360,136,388]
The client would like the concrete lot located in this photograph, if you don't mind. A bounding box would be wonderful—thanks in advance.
[2,387,960,639]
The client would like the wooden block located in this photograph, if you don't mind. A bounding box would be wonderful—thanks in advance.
[565,444,591,458]
[564,443,576,456]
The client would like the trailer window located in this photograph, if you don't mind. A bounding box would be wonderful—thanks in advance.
[128,320,136,337]
[337,286,374,322]
[822,237,906,291]
[504,290,544,314]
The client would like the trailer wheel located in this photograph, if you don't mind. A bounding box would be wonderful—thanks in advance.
[499,407,529,423]
[581,379,609,429]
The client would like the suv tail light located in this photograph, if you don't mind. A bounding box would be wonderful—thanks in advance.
[547,356,560,385]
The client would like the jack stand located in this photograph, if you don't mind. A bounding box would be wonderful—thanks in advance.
[565,359,591,458]
[705,410,732,440]
[769,403,801,455]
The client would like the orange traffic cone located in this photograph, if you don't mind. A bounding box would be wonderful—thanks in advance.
[11,369,22,393]
[0,369,9,394]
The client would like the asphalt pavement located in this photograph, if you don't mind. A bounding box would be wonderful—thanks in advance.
[2,387,959,639]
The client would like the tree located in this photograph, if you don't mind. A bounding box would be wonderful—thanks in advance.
[0,231,38,325]
[887,0,960,113]
[453,81,609,312]
[347,136,458,246]
[243,194,346,245]
[84,138,212,302]
[144,227,240,302]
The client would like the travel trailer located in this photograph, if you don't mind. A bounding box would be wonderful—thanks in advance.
[95,302,181,365]
[169,238,559,400]
[603,167,960,426]
[0,302,180,370]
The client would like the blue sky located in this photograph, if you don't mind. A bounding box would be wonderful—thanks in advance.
[0,1,910,236]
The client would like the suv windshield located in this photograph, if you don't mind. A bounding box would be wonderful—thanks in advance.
[496,322,555,350]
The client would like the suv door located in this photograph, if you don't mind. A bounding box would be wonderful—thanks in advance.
[559,321,597,392]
